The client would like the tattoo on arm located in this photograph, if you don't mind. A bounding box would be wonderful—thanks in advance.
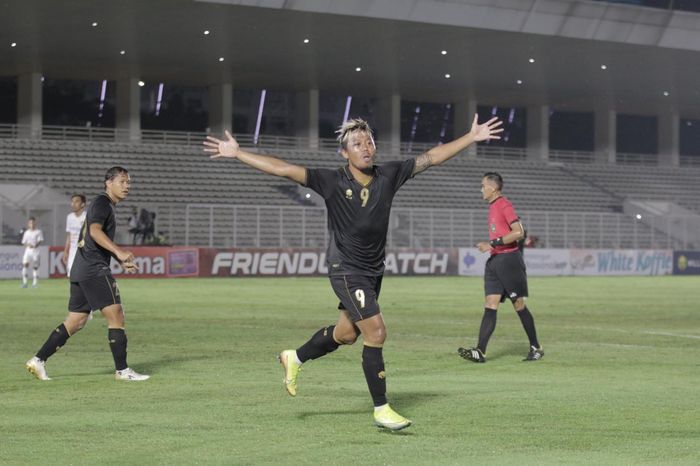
[413,153,433,175]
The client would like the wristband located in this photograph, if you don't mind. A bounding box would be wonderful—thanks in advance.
[489,237,504,247]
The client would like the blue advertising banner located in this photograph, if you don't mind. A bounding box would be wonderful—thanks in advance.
[673,251,700,275]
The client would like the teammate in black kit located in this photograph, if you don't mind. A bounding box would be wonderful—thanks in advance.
[204,116,502,430]
[26,167,150,381]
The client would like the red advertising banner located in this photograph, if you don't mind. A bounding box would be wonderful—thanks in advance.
[49,246,199,278]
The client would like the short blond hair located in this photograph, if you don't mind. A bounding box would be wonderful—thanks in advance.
[335,118,374,149]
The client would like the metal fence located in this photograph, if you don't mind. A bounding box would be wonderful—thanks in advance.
[2,202,697,250]
[5,123,699,166]
[169,204,699,250]
[0,203,69,246]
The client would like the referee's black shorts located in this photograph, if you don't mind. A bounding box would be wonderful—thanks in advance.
[484,251,528,303]
[68,273,121,313]
[329,274,383,322]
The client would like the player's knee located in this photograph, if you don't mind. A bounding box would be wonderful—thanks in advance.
[101,305,125,327]
[485,300,500,309]
[512,297,526,310]
[334,326,359,345]
[72,321,86,333]
[365,327,386,346]
[65,316,88,334]
[336,334,358,345]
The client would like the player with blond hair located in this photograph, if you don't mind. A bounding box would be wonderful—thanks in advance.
[204,115,502,430]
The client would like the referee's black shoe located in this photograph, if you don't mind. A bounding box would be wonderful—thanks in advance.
[458,347,486,363]
[523,346,544,361]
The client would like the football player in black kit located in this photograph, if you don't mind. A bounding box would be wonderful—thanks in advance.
[204,116,502,430]
[26,167,150,382]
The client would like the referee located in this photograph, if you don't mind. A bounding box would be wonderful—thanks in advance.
[459,172,543,363]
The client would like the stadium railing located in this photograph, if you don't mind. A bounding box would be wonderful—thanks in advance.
[616,152,658,165]
[162,204,697,250]
[4,123,699,168]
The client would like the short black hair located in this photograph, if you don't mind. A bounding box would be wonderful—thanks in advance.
[71,193,86,204]
[105,166,129,181]
[104,166,129,188]
[483,172,503,191]
[28,216,36,222]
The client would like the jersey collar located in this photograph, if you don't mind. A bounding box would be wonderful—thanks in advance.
[342,165,376,188]
[101,192,117,205]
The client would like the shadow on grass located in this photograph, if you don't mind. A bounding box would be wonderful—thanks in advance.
[297,408,363,420]
[130,353,214,374]
[455,342,528,363]
[484,342,528,361]
[389,390,444,410]
[57,353,214,378]
[296,409,416,436]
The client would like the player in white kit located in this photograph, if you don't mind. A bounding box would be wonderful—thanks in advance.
[21,217,44,288]
[62,194,87,276]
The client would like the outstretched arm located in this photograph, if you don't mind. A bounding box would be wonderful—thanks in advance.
[412,114,503,176]
[203,130,307,185]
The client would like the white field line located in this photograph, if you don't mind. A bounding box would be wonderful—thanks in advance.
[562,326,700,340]
[643,331,700,340]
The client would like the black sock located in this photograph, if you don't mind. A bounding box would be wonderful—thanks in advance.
[296,325,340,363]
[36,323,70,361]
[362,345,387,407]
[108,328,128,371]
[477,308,498,353]
[517,307,540,348]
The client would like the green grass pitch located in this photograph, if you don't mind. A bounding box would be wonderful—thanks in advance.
[1,276,699,465]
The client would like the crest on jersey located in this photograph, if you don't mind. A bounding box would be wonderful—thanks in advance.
[345,189,353,199]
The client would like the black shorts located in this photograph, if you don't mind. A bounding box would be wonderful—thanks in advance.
[484,251,528,303]
[329,274,383,322]
[68,274,121,313]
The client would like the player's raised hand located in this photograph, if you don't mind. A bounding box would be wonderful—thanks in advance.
[470,114,503,142]
[203,130,240,159]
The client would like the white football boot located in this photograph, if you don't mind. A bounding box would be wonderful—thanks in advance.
[115,368,150,381]
[26,356,51,381]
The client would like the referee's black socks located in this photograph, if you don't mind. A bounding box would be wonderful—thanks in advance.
[296,325,340,363]
[517,307,540,349]
[362,345,387,407]
[477,308,498,354]
[36,323,70,361]
[108,328,128,371]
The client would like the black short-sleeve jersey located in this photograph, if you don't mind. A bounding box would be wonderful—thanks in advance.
[70,193,117,281]
[305,159,415,276]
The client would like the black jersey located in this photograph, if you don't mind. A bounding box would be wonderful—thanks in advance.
[70,193,117,281]
[304,159,415,276]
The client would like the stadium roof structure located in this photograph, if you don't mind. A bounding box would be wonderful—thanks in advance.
[1,0,700,116]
